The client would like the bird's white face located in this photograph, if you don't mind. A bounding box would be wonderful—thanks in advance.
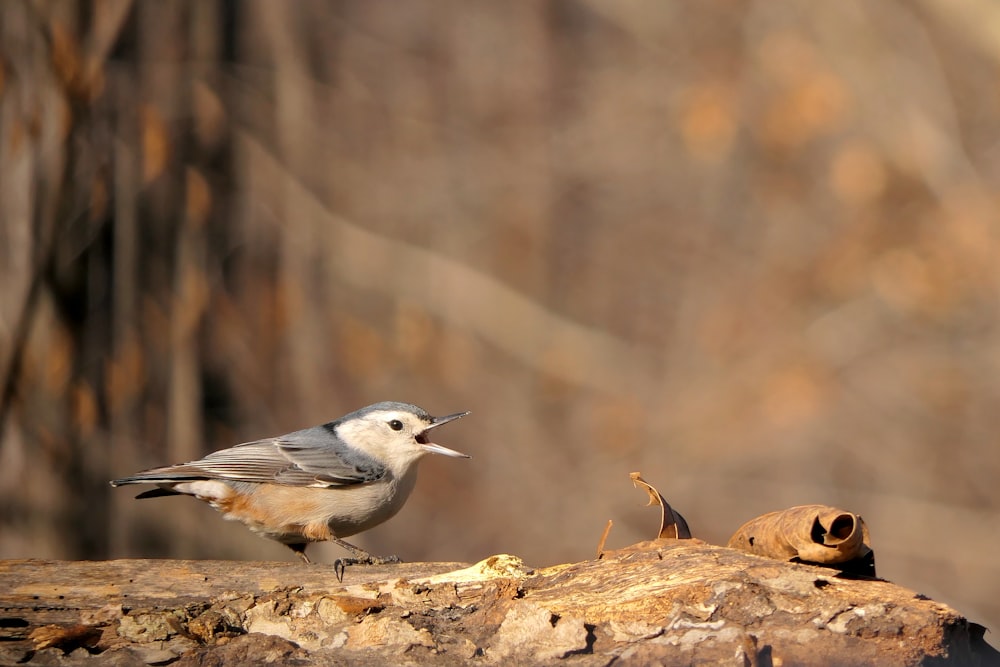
[336,408,469,473]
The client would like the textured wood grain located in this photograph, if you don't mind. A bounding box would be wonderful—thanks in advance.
[0,558,465,617]
[0,544,996,666]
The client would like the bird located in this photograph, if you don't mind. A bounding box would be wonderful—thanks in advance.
[111,401,469,579]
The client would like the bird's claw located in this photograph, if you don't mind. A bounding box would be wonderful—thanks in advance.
[333,558,349,582]
[333,554,402,582]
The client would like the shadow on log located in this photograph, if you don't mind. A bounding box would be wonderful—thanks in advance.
[1,542,997,666]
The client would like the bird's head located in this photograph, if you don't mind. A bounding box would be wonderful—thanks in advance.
[334,402,470,473]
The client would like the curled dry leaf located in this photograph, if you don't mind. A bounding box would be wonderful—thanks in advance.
[597,473,692,558]
[727,504,875,576]
[630,472,693,540]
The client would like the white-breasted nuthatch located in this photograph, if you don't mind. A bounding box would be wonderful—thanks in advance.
[111,401,469,578]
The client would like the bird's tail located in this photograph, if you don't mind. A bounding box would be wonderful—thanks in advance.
[133,487,183,499]
[110,465,207,487]
[110,467,212,500]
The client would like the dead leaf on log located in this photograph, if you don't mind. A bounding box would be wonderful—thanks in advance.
[727,504,876,576]
[598,473,692,558]
[630,472,693,540]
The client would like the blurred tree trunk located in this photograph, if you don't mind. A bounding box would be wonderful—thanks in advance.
[0,0,133,558]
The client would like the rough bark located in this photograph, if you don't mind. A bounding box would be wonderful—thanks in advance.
[1,542,996,666]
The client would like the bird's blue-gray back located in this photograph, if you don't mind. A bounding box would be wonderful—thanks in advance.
[115,423,387,488]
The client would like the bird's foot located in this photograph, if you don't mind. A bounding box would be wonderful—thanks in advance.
[330,536,402,581]
[333,553,402,582]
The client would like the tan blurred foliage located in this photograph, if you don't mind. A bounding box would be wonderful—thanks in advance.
[2,0,1000,635]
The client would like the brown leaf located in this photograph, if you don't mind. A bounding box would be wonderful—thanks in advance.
[596,474,693,559]
[727,504,875,576]
[630,472,692,540]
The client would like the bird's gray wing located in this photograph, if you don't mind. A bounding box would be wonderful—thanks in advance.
[112,425,386,488]
[270,425,387,486]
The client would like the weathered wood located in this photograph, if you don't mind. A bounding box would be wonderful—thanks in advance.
[0,558,466,619]
[0,543,996,666]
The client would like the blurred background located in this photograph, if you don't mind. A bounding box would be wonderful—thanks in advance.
[2,0,999,637]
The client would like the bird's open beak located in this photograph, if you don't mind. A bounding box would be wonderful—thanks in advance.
[418,411,471,458]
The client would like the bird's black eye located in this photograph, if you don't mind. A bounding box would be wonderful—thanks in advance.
[388,419,404,431]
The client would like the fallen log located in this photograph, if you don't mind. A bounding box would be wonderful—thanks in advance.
[1,542,996,666]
